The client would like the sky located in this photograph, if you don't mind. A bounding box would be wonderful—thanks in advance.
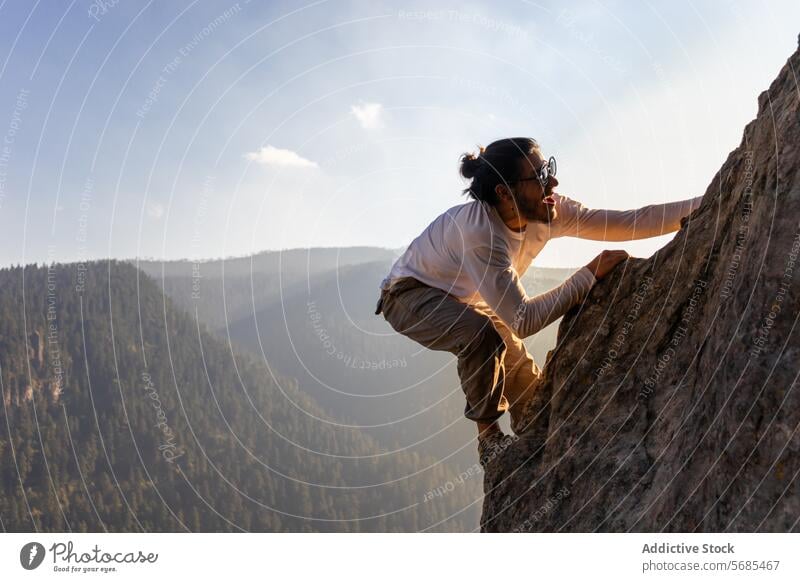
[0,0,798,268]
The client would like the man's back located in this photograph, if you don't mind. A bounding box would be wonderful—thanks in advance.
[381,199,532,304]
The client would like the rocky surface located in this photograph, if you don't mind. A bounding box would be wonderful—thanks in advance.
[482,41,800,532]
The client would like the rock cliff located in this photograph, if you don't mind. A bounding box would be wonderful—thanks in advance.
[482,41,800,532]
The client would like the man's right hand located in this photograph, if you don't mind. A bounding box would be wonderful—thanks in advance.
[585,250,630,280]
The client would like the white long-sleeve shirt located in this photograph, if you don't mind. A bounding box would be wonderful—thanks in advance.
[381,193,703,338]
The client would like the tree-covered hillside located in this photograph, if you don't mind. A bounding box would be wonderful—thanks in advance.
[0,261,479,532]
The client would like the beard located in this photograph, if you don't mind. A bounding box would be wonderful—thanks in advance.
[518,195,557,224]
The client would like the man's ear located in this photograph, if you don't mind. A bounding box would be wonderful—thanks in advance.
[494,182,513,201]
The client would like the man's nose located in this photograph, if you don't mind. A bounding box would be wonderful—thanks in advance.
[548,175,559,188]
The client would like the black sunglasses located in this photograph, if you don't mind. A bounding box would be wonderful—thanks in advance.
[515,156,557,187]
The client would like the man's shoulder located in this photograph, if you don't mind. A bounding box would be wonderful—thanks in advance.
[440,199,488,220]
[437,200,495,236]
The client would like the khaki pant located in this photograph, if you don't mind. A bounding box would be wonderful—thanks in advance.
[375,276,543,432]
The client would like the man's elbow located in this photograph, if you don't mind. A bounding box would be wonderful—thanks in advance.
[508,302,552,339]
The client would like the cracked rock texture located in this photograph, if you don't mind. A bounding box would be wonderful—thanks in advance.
[482,41,800,532]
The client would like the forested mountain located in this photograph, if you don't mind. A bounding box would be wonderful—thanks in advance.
[0,261,480,532]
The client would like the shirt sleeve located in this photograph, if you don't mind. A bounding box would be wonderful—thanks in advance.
[462,239,597,339]
[552,194,704,240]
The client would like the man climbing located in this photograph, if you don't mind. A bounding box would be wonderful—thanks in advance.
[374,137,703,467]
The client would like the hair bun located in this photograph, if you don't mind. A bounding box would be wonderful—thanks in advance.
[459,147,486,180]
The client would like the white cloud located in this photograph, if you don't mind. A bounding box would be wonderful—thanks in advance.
[244,145,318,168]
[350,102,384,130]
[146,201,164,220]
